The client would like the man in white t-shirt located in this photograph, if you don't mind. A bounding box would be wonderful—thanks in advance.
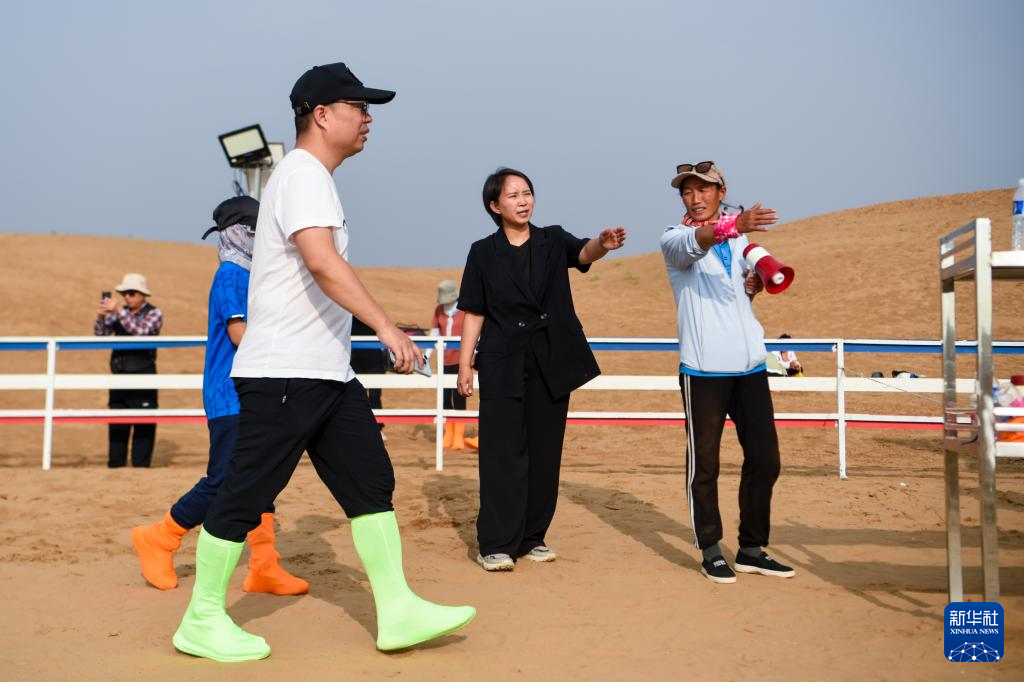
[172,62,475,663]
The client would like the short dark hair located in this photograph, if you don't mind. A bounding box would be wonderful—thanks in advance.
[482,167,534,227]
[294,112,313,137]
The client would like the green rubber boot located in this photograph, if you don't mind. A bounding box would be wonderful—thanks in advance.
[172,528,271,662]
[351,511,476,651]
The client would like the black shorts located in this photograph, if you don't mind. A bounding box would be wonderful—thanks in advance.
[203,377,395,542]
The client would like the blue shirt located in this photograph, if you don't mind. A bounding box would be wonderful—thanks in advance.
[712,241,732,276]
[202,262,249,419]
[680,362,766,377]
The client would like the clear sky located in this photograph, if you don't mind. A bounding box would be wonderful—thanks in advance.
[2,0,1022,266]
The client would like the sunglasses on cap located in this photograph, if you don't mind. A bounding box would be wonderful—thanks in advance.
[676,160,715,174]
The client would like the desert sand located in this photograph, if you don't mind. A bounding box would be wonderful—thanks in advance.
[1,189,1022,680]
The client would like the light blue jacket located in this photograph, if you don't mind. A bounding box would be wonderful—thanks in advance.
[660,224,767,373]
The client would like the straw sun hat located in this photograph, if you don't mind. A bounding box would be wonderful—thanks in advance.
[114,273,151,296]
[437,279,459,305]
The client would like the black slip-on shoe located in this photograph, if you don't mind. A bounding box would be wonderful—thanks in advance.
[700,556,737,584]
[734,551,796,578]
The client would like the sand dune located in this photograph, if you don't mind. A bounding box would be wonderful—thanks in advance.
[1,188,1020,340]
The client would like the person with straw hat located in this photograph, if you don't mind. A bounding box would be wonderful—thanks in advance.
[430,279,477,450]
[93,272,163,468]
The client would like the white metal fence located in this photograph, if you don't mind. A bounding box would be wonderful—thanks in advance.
[2,336,1022,475]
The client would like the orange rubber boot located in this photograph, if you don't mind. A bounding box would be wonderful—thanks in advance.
[131,512,188,590]
[450,422,465,450]
[1002,417,1024,442]
[242,513,309,595]
[442,422,454,448]
[463,435,479,450]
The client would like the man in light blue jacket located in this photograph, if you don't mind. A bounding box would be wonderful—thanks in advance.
[660,161,795,585]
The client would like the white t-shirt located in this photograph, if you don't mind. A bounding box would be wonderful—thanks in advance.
[231,148,356,382]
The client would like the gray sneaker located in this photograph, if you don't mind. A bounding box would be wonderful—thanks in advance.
[476,553,514,571]
[523,545,557,562]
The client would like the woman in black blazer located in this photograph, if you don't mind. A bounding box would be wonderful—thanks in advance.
[457,168,626,571]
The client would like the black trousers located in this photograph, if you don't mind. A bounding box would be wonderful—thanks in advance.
[679,371,780,550]
[108,389,157,468]
[443,364,467,410]
[204,377,395,542]
[477,351,569,557]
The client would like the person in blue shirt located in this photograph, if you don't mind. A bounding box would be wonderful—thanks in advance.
[130,196,308,595]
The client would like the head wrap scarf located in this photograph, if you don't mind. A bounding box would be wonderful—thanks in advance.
[218,223,255,271]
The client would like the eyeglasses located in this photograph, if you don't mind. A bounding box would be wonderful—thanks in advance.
[676,161,716,174]
[336,100,370,115]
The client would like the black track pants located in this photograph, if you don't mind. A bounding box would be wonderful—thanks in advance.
[679,371,780,550]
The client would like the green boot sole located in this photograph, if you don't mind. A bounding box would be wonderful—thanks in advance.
[173,625,270,662]
[376,603,476,651]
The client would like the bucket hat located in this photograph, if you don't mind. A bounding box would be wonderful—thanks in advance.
[114,273,151,296]
[437,279,459,305]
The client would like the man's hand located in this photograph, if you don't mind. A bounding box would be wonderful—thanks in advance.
[743,268,764,298]
[378,325,421,374]
[98,298,119,319]
[735,203,778,233]
[457,364,474,397]
[598,226,627,251]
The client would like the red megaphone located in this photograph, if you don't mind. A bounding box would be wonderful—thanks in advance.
[742,243,794,294]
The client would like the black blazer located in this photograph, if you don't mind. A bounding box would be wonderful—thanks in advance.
[458,224,601,400]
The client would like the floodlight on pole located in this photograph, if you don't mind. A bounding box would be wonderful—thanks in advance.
[219,124,271,168]
[217,124,284,201]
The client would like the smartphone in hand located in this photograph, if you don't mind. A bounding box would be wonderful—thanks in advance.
[387,350,432,377]
[101,290,111,300]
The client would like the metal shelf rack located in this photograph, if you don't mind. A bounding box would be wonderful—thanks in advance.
[940,218,1024,602]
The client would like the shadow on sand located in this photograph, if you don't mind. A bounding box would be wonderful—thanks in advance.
[559,479,1023,623]
[421,472,479,562]
[228,513,375,637]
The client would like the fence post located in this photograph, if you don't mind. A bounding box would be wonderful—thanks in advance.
[42,338,57,470]
[435,337,445,472]
[836,339,847,479]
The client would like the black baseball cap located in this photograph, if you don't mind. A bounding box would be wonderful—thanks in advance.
[289,63,396,116]
[202,196,260,239]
